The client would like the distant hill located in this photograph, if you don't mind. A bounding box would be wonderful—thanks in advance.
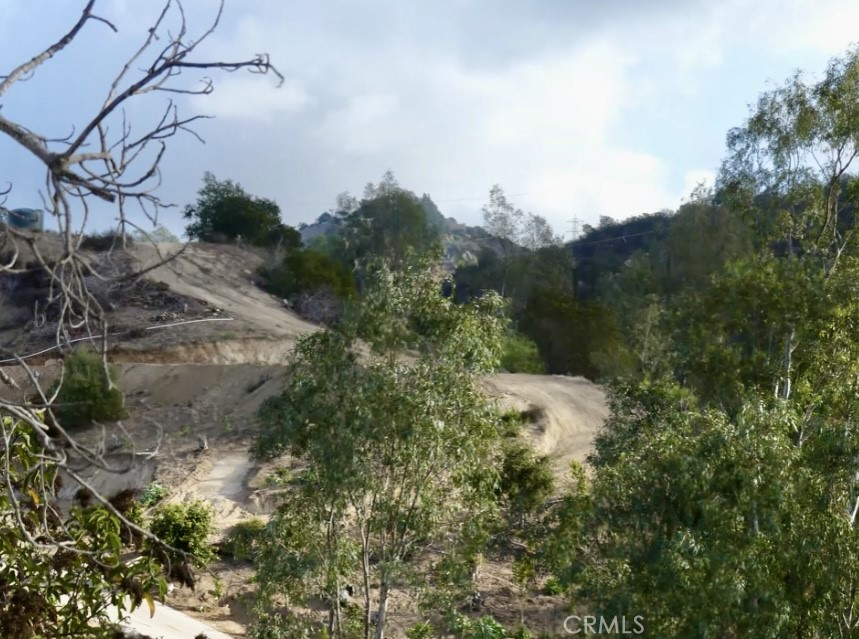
[298,196,509,270]
[568,212,673,298]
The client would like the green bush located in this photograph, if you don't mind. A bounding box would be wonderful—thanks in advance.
[452,614,507,639]
[261,247,355,300]
[147,500,216,569]
[139,482,167,507]
[499,409,525,438]
[263,466,291,487]
[511,626,535,639]
[79,229,133,252]
[50,349,128,429]
[543,576,563,596]
[406,622,435,639]
[221,518,267,562]
[498,442,556,526]
[500,331,545,373]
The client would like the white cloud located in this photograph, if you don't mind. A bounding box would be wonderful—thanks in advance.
[315,93,402,154]
[189,77,311,122]
[135,0,859,236]
[738,0,859,56]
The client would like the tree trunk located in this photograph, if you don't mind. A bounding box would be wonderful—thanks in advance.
[333,584,343,638]
[781,328,795,401]
[374,581,390,639]
[362,543,372,639]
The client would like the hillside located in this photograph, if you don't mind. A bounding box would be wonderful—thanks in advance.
[298,206,509,270]
[0,239,608,638]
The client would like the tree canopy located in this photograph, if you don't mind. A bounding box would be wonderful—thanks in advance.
[253,259,508,639]
[183,172,301,248]
[338,172,443,269]
[546,44,859,639]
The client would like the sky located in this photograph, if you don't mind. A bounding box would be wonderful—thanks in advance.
[0,0,858,240]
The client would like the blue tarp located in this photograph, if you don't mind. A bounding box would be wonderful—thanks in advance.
[1,207,43,231]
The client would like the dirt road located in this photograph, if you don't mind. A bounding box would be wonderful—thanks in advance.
[486,373,608,473]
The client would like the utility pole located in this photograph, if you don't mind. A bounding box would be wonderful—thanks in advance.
[569,215,581,242]
[568,216,580,299]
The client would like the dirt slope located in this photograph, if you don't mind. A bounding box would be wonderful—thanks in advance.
[131,242,318,339]
[111,599,235,639]
[486,374,608,472]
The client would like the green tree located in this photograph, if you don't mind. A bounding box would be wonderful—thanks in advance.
[558,45,859,638]
[499,330,545,374]
[340,173,442,271]
[482,185,525,249]
[480,185,561,295]
[252,259,507,639]
[183,172,301,248]
[262,247,356,301]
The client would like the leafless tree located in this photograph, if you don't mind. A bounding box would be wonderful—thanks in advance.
[0,0,281,622]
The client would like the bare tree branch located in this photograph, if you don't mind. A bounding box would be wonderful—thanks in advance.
[0,0,283,612]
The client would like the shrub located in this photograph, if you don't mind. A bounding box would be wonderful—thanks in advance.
[221,518,267,562]
[499,407,543,438]
[139,482,167,507]
[499,409,526,438]
[452,614,507,639]
[500,331,545,374]
[263,466,291,487]
[406,622,434,639]
[262,247,355,301]
[511,627,535,639]
[50,349,128,429]
[498,442,555,526]
[147,500,216,569]
[543,576,563,596]
[79,229,133,252]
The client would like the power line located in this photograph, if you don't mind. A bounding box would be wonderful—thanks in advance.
[569,227,665,249]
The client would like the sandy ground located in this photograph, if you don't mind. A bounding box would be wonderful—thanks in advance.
[112,599,236,639]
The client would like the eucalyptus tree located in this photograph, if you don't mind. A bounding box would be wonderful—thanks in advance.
[555,45,859,638]
[252,258,508,639]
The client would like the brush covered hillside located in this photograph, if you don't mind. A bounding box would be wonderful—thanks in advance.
[0,227,609,638]
[6,5,859,637]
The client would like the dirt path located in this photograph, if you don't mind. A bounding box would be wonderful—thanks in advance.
[112,599,235,639]
[197,452,256,501]
[486,374,608,475]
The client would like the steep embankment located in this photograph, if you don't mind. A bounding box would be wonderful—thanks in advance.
[131,242,317,339]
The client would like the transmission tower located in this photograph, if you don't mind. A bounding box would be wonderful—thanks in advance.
[569,215,581,241]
